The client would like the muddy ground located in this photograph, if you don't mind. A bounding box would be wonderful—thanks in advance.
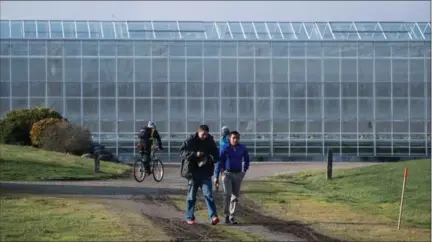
[1,162,377,241]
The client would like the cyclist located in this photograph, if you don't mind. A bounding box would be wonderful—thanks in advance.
[138,121,163,174]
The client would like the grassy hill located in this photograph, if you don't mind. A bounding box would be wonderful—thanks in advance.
[244,159,431,241]
[0,144,130,181]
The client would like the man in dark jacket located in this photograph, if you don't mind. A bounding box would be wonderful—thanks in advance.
[179,124,220,225]
[138,121,163,174]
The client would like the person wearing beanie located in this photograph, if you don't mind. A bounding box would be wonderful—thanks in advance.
[137,121,163,174]
[213,126,230,190]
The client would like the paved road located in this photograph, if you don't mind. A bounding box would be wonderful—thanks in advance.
[1,162,379,241]
[0,162,379,192]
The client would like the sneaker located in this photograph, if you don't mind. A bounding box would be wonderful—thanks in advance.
[186,220,195,225]
[211,216,220,225]
[225,216,238,225]
[225,216,230,224]
[229,217,238,224]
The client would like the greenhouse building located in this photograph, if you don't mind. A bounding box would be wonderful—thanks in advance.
[0,20,430,161]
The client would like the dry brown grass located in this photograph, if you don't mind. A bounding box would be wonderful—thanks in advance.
[255,197,430,241]
[244,160,431,241]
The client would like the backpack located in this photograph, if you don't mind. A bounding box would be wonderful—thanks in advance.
[180,157,196,179]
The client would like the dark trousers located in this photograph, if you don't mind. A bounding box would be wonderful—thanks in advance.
[140,150,151,171]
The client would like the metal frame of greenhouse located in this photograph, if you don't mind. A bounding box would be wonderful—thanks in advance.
[0,20,430,161]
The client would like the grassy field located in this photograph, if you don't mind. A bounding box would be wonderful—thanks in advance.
[0,144,130,181]
[0,195,169,241]
[244,159,431,241]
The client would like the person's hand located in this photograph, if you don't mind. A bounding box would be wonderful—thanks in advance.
[196,151,204,157]
[242,171,247,179]
[213,178,219,186]
[213,178,219,191]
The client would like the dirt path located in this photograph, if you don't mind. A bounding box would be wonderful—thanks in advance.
[1,162,378,241]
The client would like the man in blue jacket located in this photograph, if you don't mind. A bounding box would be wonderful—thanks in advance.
[213,126,230,190]
[219,126,230,149]
[214,130,250,224]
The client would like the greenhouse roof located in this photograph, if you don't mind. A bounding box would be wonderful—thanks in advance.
[0,20,430,41]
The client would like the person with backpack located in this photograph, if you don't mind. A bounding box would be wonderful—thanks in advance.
[179,124,220,225]
[213,126,230,190]
[137,121,163,174]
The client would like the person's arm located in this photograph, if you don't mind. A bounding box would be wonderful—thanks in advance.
[209,137,219,164]
[243,145,250,173]
[214,147,227,179]
[213,139,224,177]
[179,137,195,161]
[217,139,225,162]
[219,139,224,150]
[154,130,163,149]
[138,129,149,150]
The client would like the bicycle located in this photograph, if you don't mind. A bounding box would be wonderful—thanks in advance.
[133,145,164,183]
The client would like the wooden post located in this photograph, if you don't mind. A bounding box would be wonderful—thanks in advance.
[326,148,333,180]
[94,150,100,173]
[397,168,408,230]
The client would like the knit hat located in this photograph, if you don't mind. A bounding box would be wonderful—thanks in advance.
[221,126,230,136]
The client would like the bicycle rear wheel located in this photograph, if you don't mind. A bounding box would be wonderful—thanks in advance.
[133,160,147,183]
[152,158,164,182]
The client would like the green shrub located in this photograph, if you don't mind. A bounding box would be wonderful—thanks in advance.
[30,118,65,147]
[39,121,93,156]
[0,107,63,145]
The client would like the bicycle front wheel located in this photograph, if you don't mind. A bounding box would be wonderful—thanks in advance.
[133,160,147,183]
[152,158,164,182]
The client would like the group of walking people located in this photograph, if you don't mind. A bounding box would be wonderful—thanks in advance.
[138,121,251,225]
[179,124,250,225]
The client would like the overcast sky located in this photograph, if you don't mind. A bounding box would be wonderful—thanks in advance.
[0,1,430,22]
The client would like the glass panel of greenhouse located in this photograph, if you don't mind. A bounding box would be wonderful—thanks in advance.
[0,20,430,161]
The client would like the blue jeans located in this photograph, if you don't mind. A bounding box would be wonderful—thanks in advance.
[186,178,218,221]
